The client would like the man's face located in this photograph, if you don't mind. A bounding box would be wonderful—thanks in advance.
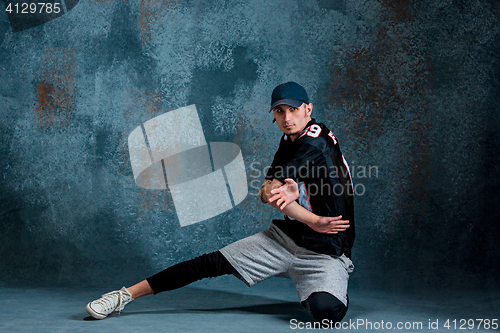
[272,103,313,140]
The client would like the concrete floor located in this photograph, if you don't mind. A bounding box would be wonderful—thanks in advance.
[1,276,499,333]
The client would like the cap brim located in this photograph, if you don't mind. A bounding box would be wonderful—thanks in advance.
[270,99,304,111]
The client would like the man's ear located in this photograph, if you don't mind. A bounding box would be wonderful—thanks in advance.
[306,103,313,117]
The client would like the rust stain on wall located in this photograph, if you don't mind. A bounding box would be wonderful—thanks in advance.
[35,47,77,129]
[328,0,432,230]
[381,0,416,23]
[124,87,162,118]
[136,188,172,218]
[140,0,182,47]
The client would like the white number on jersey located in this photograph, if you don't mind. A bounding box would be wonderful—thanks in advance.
[306,124,322,138]
[328,131,338,144]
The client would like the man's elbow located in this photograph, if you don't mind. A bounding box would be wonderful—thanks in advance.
[259,180,271,203]
[259,189,268,203]
[259,179,282,204]
[260,186,274,204]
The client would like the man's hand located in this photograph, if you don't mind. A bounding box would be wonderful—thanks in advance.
[268,178,299,210]
[307,215,350,234]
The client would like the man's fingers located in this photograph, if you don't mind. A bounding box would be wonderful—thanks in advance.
[270,188,281,194]
[269,193,290,210]
[268,194,280,203]
[279,199,291,210]
[326,222,349,232]
[320,229,338,234]
[332,224,350,229]
[335,221,350,226]
[325,218,349,224]
[313,216,350,234]
[324,221,350,227]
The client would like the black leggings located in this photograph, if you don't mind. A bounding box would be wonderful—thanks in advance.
[146,250,237,292]
[146,251,348,324]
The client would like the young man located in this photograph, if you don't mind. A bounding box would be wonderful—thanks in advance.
[86,82,355,324]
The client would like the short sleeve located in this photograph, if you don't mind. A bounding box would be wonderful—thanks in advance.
[272,143,327,183]
[265,147,286,181]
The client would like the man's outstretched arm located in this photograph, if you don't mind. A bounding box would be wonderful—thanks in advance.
[260,179,349,234]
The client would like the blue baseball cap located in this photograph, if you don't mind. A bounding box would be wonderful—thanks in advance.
[270,82,309,111]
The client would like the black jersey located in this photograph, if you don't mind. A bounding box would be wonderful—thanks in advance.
[265,119,355,258]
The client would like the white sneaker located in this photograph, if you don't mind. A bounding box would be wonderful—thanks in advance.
[86,287,133,319]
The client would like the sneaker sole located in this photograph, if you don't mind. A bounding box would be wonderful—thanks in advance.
[85,302,107,320]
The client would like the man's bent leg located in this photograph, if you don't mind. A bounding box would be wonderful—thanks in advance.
[307,292,348,324]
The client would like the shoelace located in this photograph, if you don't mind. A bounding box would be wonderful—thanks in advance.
[95,291,125,313]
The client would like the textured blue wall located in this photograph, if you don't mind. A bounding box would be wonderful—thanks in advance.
[0,0,499,290]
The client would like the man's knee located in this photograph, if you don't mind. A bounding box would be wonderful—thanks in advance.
[307,292,348,324]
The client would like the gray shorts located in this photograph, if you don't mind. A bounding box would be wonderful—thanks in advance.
[219,222,354,307]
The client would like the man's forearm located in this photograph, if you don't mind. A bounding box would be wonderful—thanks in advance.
[262,179,349,234]
[267,198,319,226]
[261,178,319,226]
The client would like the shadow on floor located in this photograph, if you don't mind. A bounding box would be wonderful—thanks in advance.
[75,286,315,323]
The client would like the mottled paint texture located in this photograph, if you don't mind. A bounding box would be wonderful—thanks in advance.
[0,0,499,291]
[35,47,77,128]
